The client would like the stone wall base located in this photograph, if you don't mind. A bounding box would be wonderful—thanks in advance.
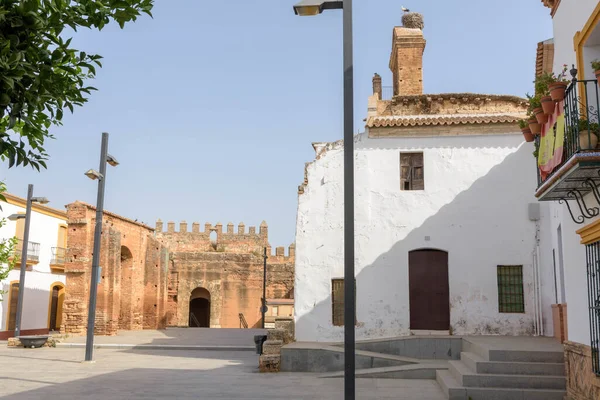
[564,341,600,400]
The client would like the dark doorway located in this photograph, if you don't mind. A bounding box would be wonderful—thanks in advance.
[409,249,450,330]
[48,283,65,332]
[189,298,210,327]
[189,287,211,328]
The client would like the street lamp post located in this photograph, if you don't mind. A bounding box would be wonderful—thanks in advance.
[8,185,49,338]
[84,132,119,362]
[293,1,355,398]
[262,247,268,329]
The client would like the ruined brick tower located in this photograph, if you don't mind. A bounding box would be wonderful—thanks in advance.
[389,12,426,96]
[61,200,294,336]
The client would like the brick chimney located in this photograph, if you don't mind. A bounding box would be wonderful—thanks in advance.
[372,73,382,99]
[389,12,426,96]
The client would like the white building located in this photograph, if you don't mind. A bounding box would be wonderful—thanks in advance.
[534,1,600,399]
[294,14,558,343]
[0,192,67,339]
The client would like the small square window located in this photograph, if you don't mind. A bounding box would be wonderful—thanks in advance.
[332,278,357,326]
[497,266,525,313]
[400,153,424,191]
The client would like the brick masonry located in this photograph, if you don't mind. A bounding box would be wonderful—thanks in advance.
[157,221,294,329]
[61,202,294,336]
[62,202,168,336]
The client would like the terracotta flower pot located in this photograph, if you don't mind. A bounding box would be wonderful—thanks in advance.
[595,70,600,87]
[549,82,568,102]
[534,108,548,125]
[521,128,534,142]
[541,96,555,115]
[529,118,541,135]
[579,130,599,150]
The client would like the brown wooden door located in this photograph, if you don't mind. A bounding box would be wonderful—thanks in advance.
[409,250,450,330]
[7,283,19,331]
[49,286,59,331]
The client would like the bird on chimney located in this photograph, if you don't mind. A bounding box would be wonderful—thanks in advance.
[401,6,410,12]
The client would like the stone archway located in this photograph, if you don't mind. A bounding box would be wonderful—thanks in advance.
[189,287,210,328]
[119,246,134,329]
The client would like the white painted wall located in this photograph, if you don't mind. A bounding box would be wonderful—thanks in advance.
[0,200,66,332]
[547,0,600,347]
[552,0,599,78]
[295,131,557,342]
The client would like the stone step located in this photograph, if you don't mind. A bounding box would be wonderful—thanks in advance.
[449,360,566,390]
[436,370,467,400]
[436,369,566,400]
[463,340,564,363]
[461,352,565,376]
[320,362,449,380]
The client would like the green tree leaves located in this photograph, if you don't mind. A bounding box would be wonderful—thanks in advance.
[0,0,154,170]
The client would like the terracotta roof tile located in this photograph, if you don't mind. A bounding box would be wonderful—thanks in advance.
[366,113,524,128]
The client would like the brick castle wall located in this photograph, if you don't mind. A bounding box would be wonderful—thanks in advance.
[156,220,294,329]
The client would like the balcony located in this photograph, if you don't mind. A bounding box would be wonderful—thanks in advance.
[50,247,66,271]
[11,239,40,265]
[535,76,600,223]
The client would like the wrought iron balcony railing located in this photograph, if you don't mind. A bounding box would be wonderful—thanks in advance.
[536,77,600,192]
[51,247,66,265]
[11,239,41,263]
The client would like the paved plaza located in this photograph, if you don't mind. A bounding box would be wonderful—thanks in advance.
[0,346,446,399]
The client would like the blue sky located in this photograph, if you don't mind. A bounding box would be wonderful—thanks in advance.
[0,0,552,246]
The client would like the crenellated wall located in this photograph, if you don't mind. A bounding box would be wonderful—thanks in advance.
[155,219,295,329]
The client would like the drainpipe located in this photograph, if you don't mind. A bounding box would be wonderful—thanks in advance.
[533,220,544,336]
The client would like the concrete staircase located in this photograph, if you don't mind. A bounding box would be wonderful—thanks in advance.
[436,338,566,400]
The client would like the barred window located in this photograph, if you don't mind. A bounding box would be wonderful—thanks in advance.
[497,266,525,313]
[332,278,357,327]
[400,153,424,191]
[585,242,600,375]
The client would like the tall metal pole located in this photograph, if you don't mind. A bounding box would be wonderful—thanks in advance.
[262,247,268,329]
[14,184,33,337]
[85,132,109,362]
[342,0,355,399]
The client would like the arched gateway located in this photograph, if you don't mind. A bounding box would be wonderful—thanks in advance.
[189,287,210,328]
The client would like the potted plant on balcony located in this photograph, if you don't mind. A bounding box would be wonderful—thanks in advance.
[535,73,555,115]
[548,64,570,102]
[519,120,534,142]
[527,94,547,126]
[575,118,600,150]
[592,59,600,86]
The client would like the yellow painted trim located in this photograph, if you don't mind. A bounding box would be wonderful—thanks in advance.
[4,280,19,331]
[57,224,68,248]
[49,264,65,272]
[2,193,67,220]
[576,219,600,244]
[574,2,600,86]
[46,282,65,330]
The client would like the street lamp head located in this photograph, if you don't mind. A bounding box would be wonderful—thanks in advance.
[106,154,119,167]
[31,197,49,205]
[293,0,343,16]
[84,169,103,181]
[7,214,25,221]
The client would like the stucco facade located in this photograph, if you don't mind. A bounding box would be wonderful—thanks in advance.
[0,194,67,339]
[294,13,558,342]
[537,1,600,398]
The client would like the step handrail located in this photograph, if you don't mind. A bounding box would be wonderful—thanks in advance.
[239,313,248,329]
